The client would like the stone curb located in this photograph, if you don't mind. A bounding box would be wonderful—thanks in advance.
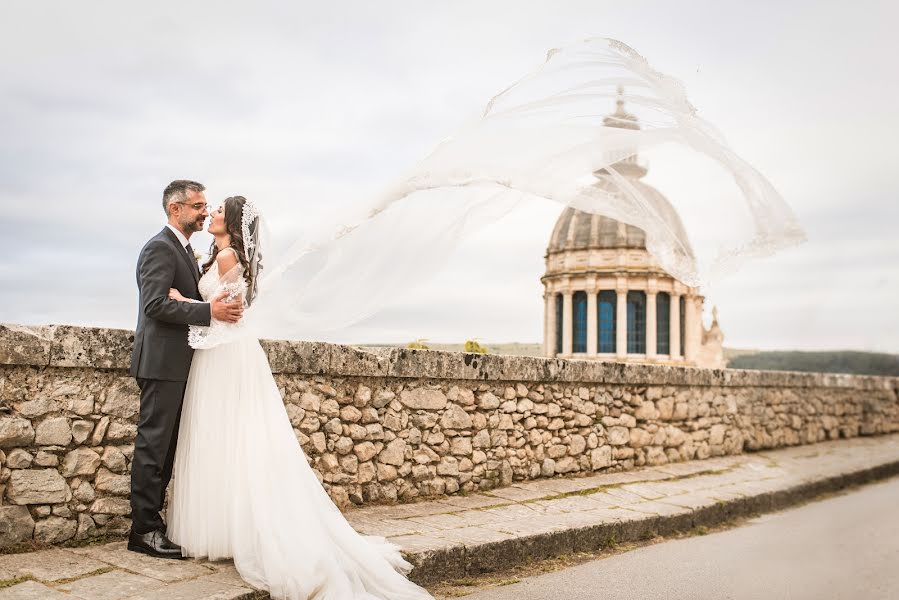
[404,459,899,585]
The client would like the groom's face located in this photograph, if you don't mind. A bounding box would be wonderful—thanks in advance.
[174,190,209,234]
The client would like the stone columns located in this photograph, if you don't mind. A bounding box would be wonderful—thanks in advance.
[616,289,627,358]
[562,291,573,356]
[544,293,556,358]
[684,295,698,363]
[646,291,657,360]
[670,293,681,359]
[586,291,598,356]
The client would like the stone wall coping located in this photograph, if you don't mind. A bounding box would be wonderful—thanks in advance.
[2,323,897,390]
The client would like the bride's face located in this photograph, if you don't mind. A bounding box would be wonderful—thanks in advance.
[207,205,226,235]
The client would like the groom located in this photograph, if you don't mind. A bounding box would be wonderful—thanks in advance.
[128,180,243,558]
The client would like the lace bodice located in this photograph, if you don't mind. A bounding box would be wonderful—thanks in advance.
[189,252,249,349]
[198,254,247,303]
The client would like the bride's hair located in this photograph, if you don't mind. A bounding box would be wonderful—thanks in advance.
[202,195,253,288]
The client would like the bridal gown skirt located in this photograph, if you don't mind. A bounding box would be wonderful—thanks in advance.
[168,337,433,600]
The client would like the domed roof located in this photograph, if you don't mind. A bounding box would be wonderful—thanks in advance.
[546,179,694,257]
[547,86,693,259]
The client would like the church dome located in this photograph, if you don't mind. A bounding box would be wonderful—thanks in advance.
[546,179,694,258]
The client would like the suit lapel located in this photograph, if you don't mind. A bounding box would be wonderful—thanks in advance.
[161,227,200,285]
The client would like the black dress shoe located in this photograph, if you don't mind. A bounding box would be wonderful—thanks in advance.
[127,529,185,559]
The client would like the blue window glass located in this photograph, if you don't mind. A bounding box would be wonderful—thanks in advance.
[679,296,686,357]
[627,291,646,354]
[555,293,563,354]
[572,291,587,353]
[656,292,670,355]
[597,291,616,352]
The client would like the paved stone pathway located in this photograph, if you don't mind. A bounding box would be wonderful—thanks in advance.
[2,434,898,599]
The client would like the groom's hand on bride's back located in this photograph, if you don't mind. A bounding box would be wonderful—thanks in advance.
[211,291,243,323]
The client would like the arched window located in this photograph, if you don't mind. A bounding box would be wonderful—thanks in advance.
[597,291,616,352]
[679,296,686,357]
[555,293,563,354]
[572,291,587,353]
[627,291,646,354]
[656,292,670,355]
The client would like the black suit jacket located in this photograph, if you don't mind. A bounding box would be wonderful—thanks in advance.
[130,227,211,381]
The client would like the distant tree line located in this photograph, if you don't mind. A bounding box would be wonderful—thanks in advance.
[727,351,899,377]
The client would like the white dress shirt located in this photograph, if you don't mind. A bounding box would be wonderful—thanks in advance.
[165,224,207,306]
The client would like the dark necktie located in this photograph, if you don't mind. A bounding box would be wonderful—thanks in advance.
[185,243,198,274]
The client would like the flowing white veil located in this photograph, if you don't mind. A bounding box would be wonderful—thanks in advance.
[242,37,805,342]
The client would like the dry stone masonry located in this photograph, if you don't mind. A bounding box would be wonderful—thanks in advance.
[1,324,897,549]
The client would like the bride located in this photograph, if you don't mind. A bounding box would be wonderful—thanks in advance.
[166,195,434,600]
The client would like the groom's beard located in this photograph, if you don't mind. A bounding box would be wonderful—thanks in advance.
[181,215,206,234]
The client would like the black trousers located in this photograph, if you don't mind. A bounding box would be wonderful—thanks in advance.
[130,378,186,534]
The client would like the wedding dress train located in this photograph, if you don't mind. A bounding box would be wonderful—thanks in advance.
[167,257,433,600]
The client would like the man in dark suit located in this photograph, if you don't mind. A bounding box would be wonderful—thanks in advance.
[128,180,243,558]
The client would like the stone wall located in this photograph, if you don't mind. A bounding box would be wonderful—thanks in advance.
[1,324,897,548]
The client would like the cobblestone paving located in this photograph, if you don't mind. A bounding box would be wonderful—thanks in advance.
[2,434,898,599]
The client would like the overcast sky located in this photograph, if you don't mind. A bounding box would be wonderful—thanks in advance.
[1,1,897,352]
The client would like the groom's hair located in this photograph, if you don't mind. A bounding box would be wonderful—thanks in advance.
[162,180,206,215]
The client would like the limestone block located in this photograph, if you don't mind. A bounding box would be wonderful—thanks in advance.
[75,513,96,540]
[568,434,587,455]
[591,445,612,470]
[472,429,490,448]
[14,397,55,418]
[320,398,340,418]
[72,395,95,416]
[34,516,77,543]
[298,392,322,412]
[340,406,362,423]
[354,441,377,462]
[35,417,72,446]
[7,469,69,504]
[105,421,136,442]
[73,481,95,503]
[100,446,127,473]
[440,404,473,430]
[90,416,110,445]
[62,448,101,477]
[34,451,59,467]
[99,379,139,418]
[357,461,376,483]
[378,438,406,466]
[95,468,130,495]
[0,324,53,365]
[90,497,131,515]
[0,505,35,547]
[400,389,447,410]
[555,456,578,474]
[310,432,327,453]
[665,426,687,447]
[477,391,500,410]
[608,426,630,445]
[71,421,93,445]
[450,436,472,456]
[635,401,659,421]
[6,449,33,469]
[447,386,475,406]
[710,424,727,446]
[49,325,132,369]
[0,417,35,448]
[376,463,397,481]
[645,446,668,466]
[335,437,354,455]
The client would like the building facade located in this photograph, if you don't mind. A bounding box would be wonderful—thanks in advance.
[541,90,725,368]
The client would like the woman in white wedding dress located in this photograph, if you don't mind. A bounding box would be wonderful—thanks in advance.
[166,196,433,600]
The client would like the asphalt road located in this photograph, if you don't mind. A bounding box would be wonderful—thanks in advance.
[463,476,899,600]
